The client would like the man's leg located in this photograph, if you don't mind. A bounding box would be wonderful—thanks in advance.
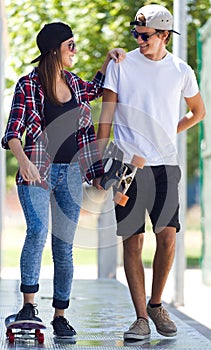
[149,165,180,301]
[150,226,176,304]
[123,233,148,319]
[115,166,151,339]
[147,226,177,337]
[123,233,151,340]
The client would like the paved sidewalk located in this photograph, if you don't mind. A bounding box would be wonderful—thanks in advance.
[0,276,210,349]
[117,266,211,333]
[1,188,210,348]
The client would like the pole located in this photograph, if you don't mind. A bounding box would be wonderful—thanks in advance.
[172,0,187,305]
[0,0,6,277]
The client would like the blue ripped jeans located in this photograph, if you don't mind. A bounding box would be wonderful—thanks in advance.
[17,163,83,310]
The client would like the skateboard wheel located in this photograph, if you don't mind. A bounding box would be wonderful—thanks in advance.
[131,154,146,168]
[8,333,15,343]
[114,191,129,207]
[6,328,12,336]
[35,329,41,336]
[38,332,44,344]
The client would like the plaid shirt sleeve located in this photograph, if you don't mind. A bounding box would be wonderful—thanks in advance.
[66,70,105,183]
[2,73,44,149]
[1,80,27,149]
[77,125,104,183]
[1,71,50,188]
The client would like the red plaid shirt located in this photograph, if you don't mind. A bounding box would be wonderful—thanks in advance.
[1,68,104,188]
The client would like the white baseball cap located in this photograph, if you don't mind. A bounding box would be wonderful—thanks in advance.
[130,4,180,34]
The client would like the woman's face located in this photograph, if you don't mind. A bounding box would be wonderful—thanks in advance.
[60,37,76,68]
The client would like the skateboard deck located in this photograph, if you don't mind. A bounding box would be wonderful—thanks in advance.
[5,314,46,344]
[100,142,146,206]
[100,141,127,190]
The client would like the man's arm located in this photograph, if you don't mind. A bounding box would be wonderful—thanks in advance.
[177,92,206,133]
[96,88,118,156]
[93,88,118,189]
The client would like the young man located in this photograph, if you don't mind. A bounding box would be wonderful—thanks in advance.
[94,4,205,340]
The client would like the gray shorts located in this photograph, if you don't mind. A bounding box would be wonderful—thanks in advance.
[115,165,181,236]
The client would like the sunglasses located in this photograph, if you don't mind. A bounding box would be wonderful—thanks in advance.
[67,41,76,51]
[131,29,160,41]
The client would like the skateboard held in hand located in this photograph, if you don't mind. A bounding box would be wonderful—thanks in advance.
[100,142,145,206]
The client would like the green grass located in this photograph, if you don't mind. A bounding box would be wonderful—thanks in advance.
[2,247,97,268]
[2,234,202,268]
[2,206,202,269]
[73,248,97,265]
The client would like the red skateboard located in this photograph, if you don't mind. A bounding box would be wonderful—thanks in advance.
[5,314,46,344]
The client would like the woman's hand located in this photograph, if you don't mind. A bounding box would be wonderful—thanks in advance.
[107,48,126,63]
[19,159,41,183]
[100,48,126,74]
[8,138,41,184]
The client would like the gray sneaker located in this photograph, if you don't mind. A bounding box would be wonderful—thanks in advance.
[147,302,177,337]
[124,318,151,340]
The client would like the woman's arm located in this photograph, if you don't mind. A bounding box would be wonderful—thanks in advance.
[1,80,27,150]
[8,138,41,183]
[68,48,125,104]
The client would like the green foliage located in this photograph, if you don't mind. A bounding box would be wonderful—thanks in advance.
[186,0,210,180]
[6,151,18,189]
[3,0,211,186]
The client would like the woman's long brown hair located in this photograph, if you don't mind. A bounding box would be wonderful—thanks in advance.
[37,47,66,105]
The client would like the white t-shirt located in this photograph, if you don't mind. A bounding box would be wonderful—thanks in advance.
[104,48,199,165]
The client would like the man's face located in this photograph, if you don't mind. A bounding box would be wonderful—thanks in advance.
[133,26,167,60]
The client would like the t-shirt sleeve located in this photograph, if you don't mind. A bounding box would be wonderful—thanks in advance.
[182,65,199,98]
[103,60,119,93]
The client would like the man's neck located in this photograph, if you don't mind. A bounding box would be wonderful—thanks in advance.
[143,49,168,61]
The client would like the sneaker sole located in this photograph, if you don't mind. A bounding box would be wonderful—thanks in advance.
[123,333,151,340]
[147,309,177,337]
[53,332,77,340]
[156,328,177,337]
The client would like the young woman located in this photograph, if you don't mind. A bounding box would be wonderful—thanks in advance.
[1,22,125,339]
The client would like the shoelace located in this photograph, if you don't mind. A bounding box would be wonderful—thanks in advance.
[129,318,147,329]
[159,307,170,321]
[19,303,38,318]
[56,317,73,330]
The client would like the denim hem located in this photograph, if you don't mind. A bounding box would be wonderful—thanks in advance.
[52,298,69,310]
[20,283,39,293]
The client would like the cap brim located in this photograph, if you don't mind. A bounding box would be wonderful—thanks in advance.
[31,54,42,64]
[130,20,145,26]
[171,30,180,35]
[130,21,180,35]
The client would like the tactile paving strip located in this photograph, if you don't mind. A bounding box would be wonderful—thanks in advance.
[0,279,210,349]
